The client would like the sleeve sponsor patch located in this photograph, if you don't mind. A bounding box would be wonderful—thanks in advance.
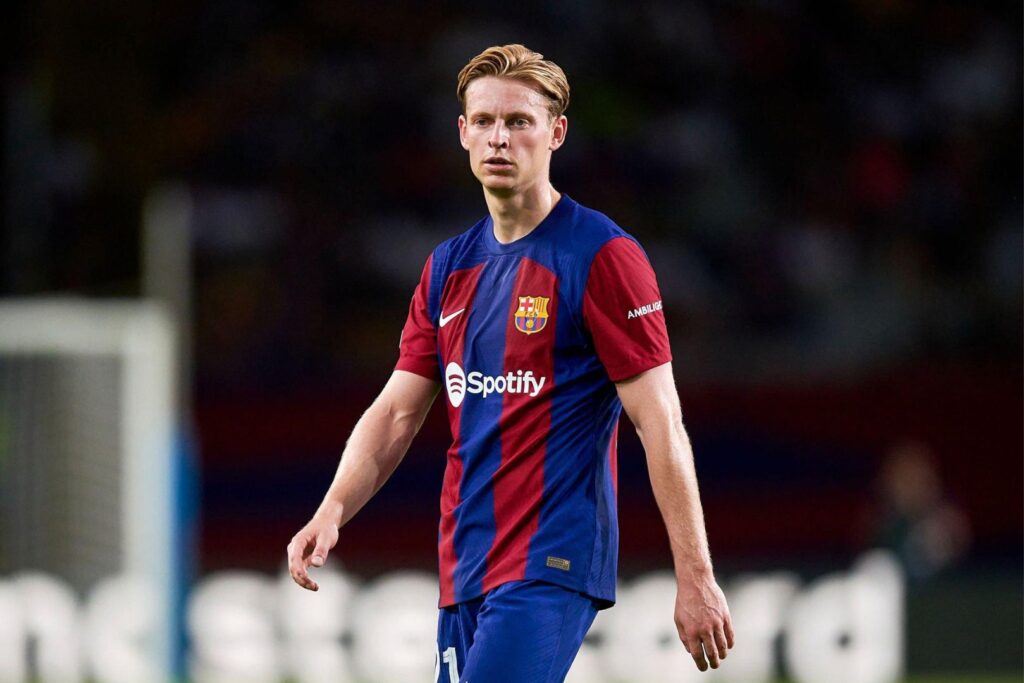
[626,300,663,320]
[583,237,672,382]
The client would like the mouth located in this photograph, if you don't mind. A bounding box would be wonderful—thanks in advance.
[483,156,514,169]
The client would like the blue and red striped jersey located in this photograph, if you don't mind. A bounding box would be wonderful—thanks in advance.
[396,195,671,608]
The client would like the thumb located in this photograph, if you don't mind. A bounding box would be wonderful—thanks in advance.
[310,533,331,567]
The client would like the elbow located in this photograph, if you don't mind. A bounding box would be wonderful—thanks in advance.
[372,395,421,435]
[631,399,685,444]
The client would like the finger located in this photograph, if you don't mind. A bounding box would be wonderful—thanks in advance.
[288,542,319,591]
[675,622,691,654]
[724,614,736,648]
[688,636,708,672]
[714,623,729,661]
[295,533,317,567]
[703,631,721,669]
[289,555,317,590]
[293,566,319,591]
[287,537,307,568]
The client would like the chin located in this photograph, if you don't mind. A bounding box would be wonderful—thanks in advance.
[479,175,518,192]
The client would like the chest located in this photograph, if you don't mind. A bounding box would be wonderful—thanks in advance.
[435,255,576,370]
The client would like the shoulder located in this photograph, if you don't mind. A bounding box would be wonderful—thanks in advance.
[429,216,489,273]
[565,198,646,269]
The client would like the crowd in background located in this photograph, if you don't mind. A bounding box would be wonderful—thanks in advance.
[5,0,1020,395]
[2,11,1022,637]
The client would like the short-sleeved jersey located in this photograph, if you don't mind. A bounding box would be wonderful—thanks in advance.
[396,195,671,608]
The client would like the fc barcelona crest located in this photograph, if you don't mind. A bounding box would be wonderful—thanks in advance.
[515,295,550,335]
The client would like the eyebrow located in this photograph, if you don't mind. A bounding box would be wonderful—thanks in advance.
[468,110,536,121]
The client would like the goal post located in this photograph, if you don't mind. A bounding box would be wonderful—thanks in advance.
[0,299,184,680]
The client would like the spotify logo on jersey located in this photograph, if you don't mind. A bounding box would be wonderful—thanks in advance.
[445,362,468,407]
[444,362,547,408]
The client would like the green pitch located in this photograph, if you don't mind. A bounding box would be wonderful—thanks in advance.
[189,673,1024,683]
[776,677,1020,683]
[899,678,1020,683]
[278,676,1024,683]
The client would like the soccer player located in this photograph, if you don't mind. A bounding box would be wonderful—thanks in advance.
[287,44,734,681]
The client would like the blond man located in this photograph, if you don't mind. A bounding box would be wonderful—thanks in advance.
[287,44,734,682]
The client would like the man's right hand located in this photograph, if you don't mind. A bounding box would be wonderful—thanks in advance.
[286,516,340,591]
[284,371,438,592]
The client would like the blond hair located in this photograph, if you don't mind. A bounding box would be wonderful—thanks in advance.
[456,44,570,119]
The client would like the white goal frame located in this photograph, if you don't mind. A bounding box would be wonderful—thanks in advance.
[0,298,178,678]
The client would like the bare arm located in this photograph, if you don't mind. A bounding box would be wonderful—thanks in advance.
[287,369,439,590]
[616,361,735,671]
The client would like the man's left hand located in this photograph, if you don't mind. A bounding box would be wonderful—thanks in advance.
[674,573,735,671]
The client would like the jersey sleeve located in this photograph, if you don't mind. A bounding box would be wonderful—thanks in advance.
[583,236,672,382]
[395,253,440,381]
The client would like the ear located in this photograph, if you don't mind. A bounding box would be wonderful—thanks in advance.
[458,115,469,151]
[549,115,568,151]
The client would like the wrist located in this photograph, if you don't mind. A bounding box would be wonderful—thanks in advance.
[314,499,345,528]
[675,558,714,584]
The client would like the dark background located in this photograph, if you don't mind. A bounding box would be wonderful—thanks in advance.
[4,0,1020,593]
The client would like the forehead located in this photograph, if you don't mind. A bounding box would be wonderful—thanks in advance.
[464,76,550,115]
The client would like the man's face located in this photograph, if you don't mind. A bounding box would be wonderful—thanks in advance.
[459,76,567,196]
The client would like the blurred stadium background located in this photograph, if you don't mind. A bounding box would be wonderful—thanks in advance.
[1,1,1021,682]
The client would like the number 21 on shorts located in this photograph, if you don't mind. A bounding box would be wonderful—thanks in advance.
[434,646,460,682]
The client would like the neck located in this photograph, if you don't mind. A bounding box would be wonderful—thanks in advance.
[484,181,561,244]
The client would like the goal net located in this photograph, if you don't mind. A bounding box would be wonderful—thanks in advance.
[0,299,182,682]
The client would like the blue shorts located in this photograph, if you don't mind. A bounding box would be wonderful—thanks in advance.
[435,579,600,683]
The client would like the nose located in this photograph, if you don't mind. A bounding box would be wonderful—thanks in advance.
[488,120,509,149]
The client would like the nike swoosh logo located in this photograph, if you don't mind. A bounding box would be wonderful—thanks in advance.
[439,308,465,328]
